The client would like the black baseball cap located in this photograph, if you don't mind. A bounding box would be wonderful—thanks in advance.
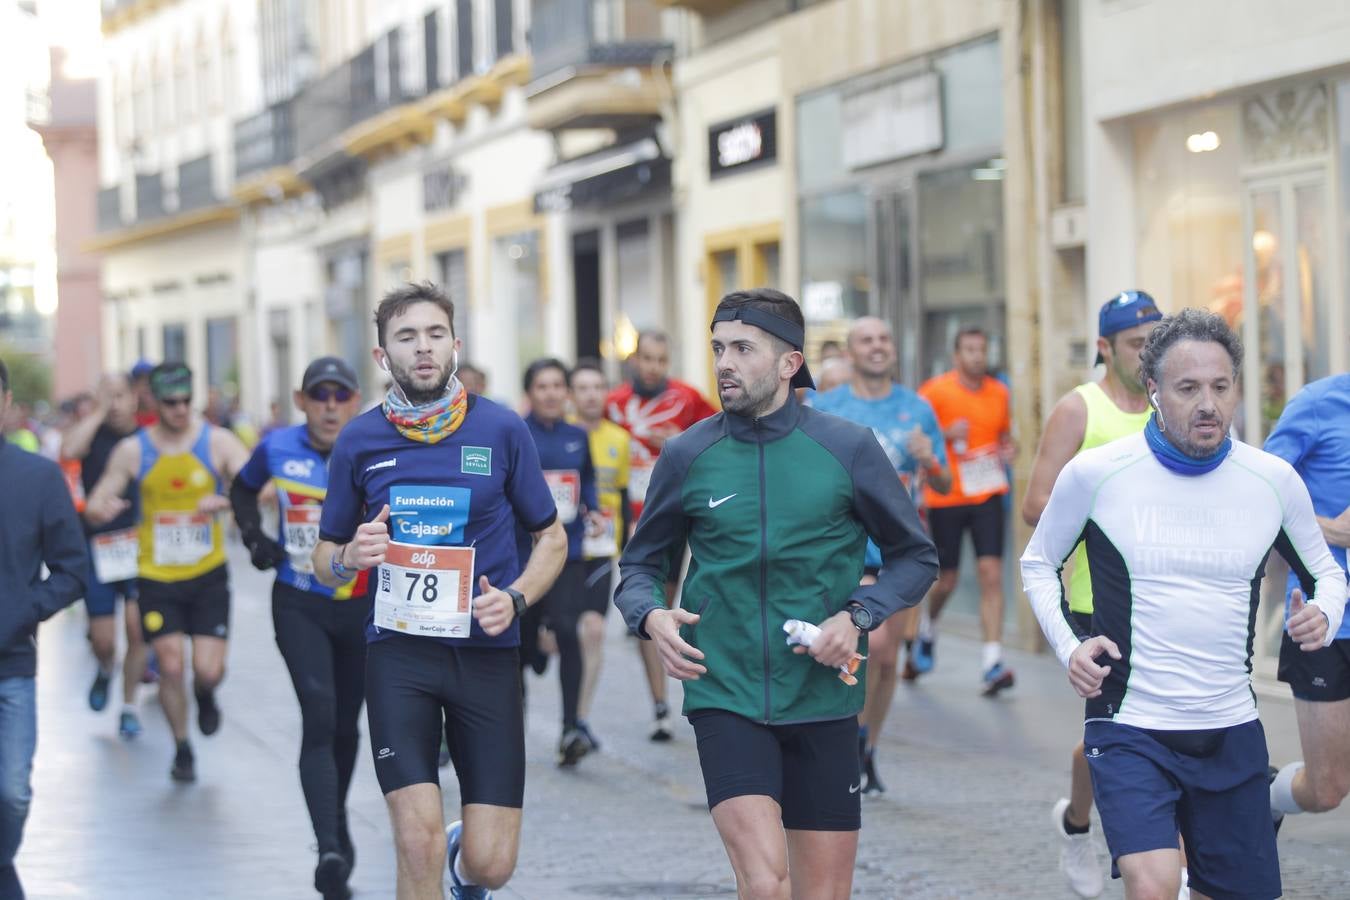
[301,357,359,392]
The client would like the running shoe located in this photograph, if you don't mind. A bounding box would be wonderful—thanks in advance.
[171,741,196,784]
[315,850,352,900]
[861,744,885,795]
[558,729,590,767]
[911,636,936,674]
[1051,797,1103,898]
[650,701,673,742]
[981,662,1015,697]
[445,820,494,899]
[576,719,601,752]
[900,659,920,682]
[88,671,111,712]
[118,709,142,740]
[196,688,221,736]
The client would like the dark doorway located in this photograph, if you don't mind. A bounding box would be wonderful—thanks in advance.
[572,229,601,361]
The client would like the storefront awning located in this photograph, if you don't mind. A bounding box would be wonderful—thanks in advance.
[533,137,669,213]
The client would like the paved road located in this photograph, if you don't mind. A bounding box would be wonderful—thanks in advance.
[14,543,1350,898]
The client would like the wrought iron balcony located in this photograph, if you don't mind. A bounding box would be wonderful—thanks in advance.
[177,155,216,213]
[234,100,294,179]
[135,172,164,221]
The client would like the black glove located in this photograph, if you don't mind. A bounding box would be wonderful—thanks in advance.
[243,531,288,571]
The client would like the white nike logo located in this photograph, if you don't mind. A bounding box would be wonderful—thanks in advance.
[708,494,737,509]
[366,458,397,472]
[848,783,862,794]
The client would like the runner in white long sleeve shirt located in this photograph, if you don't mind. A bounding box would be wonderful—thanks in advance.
[1021,309,1345,900]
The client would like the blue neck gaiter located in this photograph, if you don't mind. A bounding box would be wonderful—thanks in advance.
[1144,414,1231,476]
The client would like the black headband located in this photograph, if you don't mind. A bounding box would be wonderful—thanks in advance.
[711,306,815,390]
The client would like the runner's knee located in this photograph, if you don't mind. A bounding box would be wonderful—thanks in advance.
[461,842,516,890]
[737,868,789,900]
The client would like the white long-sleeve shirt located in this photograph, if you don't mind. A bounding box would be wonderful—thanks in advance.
[1021,432,1346,730]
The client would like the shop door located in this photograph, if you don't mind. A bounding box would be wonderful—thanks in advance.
[1242,169,1336,677]
[868,189,919,387]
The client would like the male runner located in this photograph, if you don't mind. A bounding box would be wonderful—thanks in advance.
[616,289,937,900]
[1022,308,1346,900]
[1021,290,1162,898]
[605,330,716,740]
[0,357,88,900]
[229,356,368,900]
[85,362,250,783]
[312,282,566,900]
[60,373,148,737]
[1264,372,1350,826]
[569,359,631,752]
[809,315,949,794]
[918,326,1016,694]
[519,358,600,767]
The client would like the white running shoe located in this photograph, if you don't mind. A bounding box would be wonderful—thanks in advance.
[1177,867,1189,900]
[1052,797,1104,898]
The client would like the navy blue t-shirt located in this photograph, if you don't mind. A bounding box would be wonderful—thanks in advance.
[523,414,599,562]
[319,397,557,647]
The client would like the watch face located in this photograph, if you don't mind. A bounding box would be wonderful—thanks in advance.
[851,606,873,631]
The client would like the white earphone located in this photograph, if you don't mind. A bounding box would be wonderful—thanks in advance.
[1151,393,1167,432]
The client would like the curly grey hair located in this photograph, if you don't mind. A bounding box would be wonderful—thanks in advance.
[1138,308,1243,389]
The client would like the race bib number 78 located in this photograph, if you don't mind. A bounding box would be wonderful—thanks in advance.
[374,540,475,638]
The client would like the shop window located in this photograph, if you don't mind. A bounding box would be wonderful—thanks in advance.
[436,249,472,356]
[796,89,846,193]
[617,218,655,337]
[206,316,239,390]
[162,322,187,363]
[934,37,1002,155]
[799,189,868,325]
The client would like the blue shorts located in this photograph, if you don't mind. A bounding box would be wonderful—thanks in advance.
[1085,719,1279,899]
[84,544,137,618]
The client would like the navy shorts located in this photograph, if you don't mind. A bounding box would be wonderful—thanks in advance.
[84,570,137,619]
[1278,633,1350,702]
[689,710,860,831]
[581,558,613,616]
[1084,719,1279,899]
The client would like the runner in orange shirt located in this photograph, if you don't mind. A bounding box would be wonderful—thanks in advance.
[917,326,1016,695]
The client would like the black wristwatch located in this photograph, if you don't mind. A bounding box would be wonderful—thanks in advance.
[847,603,875,633]
[504,587,528,619]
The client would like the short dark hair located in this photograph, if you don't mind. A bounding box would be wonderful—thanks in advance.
[713,288,805,355]
[635,330,669,353]
[0,357,8,394]
[374,282,456,347]
[458,361,484,378]
[954,326,987,351]
[568,357,606,387]
[1138,308,1243,388]
[522,357,569,393]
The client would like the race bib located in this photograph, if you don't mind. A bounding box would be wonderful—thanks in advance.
[545,470,581,524]
[957,449,1009,496]
[629,460,654,504]
[91,528,139,584]
[374,540,475,638]
[583,509,618,559]
[284,505,322,575]
[152,512,212,567]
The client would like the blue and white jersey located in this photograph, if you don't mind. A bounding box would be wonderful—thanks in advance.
[1263,374,1350,641]
[320,397,557,647]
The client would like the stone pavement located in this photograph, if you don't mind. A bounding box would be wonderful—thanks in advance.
[14,542,1350,898]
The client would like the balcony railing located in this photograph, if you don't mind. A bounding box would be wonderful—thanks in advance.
[529,0,671,84]
[235,99,294,179]
[97,186,122,231]
[178,155,215,213]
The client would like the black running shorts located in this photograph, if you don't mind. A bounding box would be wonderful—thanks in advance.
[365,634,525,805]
[689,709,861,831]
[581,558,613,616]
[138,566,230,640]
[927,495,1005,571]
[1278,634,1350,702]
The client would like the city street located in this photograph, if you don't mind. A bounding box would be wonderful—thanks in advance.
[15,542,1350,899]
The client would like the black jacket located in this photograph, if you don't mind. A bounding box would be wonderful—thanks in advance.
[0,443,88,678]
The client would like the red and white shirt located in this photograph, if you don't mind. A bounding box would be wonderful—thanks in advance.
[606,379,717,518]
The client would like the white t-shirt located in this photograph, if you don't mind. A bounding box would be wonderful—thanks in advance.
[1021,432,1346,730]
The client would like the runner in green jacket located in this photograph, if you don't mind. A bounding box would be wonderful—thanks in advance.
[615,288,937,900]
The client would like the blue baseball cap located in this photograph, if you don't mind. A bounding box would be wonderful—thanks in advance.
[1095,290,1162,363]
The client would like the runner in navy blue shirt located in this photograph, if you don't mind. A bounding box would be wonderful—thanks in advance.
[518,358,600,768]
[312,283,566,900]
[229,356,368,900]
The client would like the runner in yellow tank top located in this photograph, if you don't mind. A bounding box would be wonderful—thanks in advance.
[1021,291,1162,899]
[85,362,251,784]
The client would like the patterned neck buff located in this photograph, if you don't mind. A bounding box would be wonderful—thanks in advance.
[382,377,468,444]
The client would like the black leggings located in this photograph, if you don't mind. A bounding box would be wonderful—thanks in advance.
[272,582,371,855]
[532,560,588,731]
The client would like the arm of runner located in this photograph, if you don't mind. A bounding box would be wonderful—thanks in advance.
[204,426,253,513]
[32,462,89,623]
[83,435,139,527]
[60,396,107,461]
[848,430,939,624]
[473,517,568,637]
[229,436,286,571]
[1275,464,1347,646]
[1316,505,1350,548]
[1021,390,1087,527]
[914,401,951,494]
[1020,457,1093,668]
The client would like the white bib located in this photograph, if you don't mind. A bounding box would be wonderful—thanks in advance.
[152,512,212,567]
[545,470,581,524]
[284,506,322,575]
[583,509,618,559]
[374,540,475,638]
[957,448,1008,496]
[91,528,139,584]
[629,460,654,504]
